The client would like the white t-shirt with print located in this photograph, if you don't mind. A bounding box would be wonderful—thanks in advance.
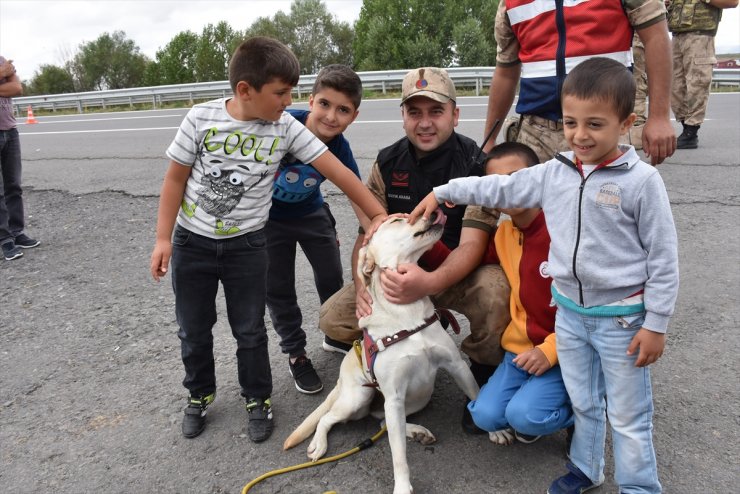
[166,98,327,239]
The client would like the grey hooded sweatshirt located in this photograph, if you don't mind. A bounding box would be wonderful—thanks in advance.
[433,146,678,333]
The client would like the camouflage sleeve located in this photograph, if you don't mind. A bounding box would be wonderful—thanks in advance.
[462,205,499,234]
[365,162,387,211]
[358,162,388,234]
[624,0,667,30]
[495,1,521,66]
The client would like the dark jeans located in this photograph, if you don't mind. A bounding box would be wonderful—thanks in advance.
[0,127,24,244]
[265,204,344,358]
[171,225,271,399]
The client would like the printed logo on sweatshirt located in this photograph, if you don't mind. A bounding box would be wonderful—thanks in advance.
[595,182,621,210]
[539,261,550,279]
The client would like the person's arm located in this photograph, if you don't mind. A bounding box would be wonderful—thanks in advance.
[0,72,22,98]
[627,329,666,367]
[150,161,190,280]
[312,150,386,228]
[380,226,489,304]
[636,19,676,165]
[707,0,738,7]
[483,2,521,152]
[352,162,387,318]
[0,59,14,78]
[483,65,521,153]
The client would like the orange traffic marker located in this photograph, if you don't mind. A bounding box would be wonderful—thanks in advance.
[26,105,38,124]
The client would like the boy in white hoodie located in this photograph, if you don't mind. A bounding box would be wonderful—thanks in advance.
[409,57,678,494]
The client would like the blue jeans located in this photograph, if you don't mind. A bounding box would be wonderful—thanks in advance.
[171,225,271,400]
[0,128,24,244]
[468,351,573,436]
[555,304,661,494]
[265,204,343,358]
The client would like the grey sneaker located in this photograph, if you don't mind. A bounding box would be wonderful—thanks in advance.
[246,397,273,443]
[15,233,40,249]
[2,241,23,261]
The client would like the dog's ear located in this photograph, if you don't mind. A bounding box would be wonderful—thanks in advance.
[357,245,375,289]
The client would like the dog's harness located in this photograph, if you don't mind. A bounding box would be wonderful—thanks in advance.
[356,308,460,388]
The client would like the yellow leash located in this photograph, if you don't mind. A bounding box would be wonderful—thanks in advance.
[241,426,387,494]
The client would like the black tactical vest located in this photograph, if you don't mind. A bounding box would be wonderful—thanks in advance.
[377,133,483,249]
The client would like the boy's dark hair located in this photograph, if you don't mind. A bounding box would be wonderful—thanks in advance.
[486,141,540,168]
[312,64,363,109]
[561,57,635,121]
[228,36,300,92]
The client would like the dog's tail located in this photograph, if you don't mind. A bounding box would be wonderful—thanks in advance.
[283,386,340,450]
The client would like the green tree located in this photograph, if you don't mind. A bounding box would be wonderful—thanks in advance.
[452,18,494,67]
[151,31,200,85]
[69,31,149,91]
[245,0,354,74]
[29,64,76,95]
[354,0,499,70]
[194,22,243,82]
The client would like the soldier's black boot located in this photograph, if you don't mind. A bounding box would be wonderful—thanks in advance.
[677,124,699,149]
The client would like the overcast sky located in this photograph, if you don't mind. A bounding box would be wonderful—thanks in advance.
[1,0,739,82]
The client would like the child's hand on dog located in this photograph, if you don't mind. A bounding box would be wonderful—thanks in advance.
[408,192,443,225]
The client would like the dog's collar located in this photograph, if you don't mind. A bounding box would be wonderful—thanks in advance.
[360,308,460,388]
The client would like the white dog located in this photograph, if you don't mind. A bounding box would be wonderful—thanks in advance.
[283,214,480,494]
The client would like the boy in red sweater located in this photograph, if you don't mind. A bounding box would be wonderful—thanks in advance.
[467,142,574,445]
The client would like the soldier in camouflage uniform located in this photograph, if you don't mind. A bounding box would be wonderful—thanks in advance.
[668,0,738,149]
[631,32,647,150]
[485,0,676,166]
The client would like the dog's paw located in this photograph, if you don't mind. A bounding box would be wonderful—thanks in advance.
[488,428,515,445]
[406,423,436,445]
[307,437,328,461]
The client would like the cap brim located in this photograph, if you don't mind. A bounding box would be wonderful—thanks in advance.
[400,90,452,105]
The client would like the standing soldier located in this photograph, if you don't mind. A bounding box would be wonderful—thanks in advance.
[668,0,739,149]
[631,33,648,150]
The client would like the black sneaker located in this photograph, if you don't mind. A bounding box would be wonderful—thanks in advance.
[462,399,486,435]
[246,397,273,443]
[2,241,23,261]
[289,355,323,394]
[15,233,40,249]
[182,392,215,438]
[322,335,352,354]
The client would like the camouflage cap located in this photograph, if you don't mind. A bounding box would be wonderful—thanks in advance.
[400,67,456,105]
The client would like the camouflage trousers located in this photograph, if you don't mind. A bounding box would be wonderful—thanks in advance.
[671,32,716,126]
[505,109,644,161]
[504,115,568,164]
[318,264,511,366]
[633,32,648,126]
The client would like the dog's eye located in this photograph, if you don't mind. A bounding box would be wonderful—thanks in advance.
[390,218,403,224]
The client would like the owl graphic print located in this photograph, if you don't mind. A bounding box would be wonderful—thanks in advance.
[165,98,327,239]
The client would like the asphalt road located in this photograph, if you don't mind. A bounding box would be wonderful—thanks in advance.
[1,93,739,493]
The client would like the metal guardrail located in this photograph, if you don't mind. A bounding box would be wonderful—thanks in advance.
[12,67,740,115]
